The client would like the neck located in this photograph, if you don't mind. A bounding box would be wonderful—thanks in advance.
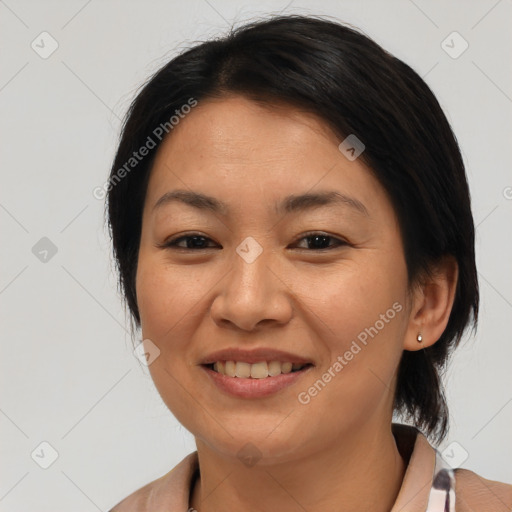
[190,421,407,512]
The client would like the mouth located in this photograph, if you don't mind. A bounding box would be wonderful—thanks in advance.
[201,359,315,398]
[202,360,314,379]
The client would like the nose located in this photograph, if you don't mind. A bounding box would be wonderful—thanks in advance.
[209,245,294,332]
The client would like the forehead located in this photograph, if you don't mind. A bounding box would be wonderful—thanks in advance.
[144,95,392,221]
[157,95,339,159]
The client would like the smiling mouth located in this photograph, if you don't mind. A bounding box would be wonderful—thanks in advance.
[204,361,314,379]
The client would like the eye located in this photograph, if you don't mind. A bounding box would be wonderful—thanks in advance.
[159,231,347,251]
[291,232,348,251]
[160,233,218,250]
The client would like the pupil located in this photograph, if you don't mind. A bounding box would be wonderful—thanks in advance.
[189,236,206,248]
[309,235,329,249]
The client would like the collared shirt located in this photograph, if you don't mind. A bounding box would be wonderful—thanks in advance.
[109,424,512,511]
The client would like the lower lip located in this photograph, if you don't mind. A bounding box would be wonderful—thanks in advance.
[201,365,314,398]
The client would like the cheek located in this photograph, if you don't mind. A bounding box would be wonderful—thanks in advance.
[300,255,406,348]
[136,256,203,343]
[136,258,206,429]
[297,257,407,411]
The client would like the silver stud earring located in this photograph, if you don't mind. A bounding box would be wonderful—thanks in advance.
[417,333,423,343]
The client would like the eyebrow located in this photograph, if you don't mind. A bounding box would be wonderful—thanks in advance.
[152,189,369,217]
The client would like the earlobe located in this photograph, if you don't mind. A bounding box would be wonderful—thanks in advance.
[404,255,459,352]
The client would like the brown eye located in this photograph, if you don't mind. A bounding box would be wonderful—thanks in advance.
[293,233,347,250]
[162,234,218,250]
[159,232,347,251]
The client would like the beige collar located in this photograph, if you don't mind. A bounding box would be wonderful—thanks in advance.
[391,423,437,511]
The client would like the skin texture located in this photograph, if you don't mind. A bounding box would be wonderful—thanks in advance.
[136,95,459,512]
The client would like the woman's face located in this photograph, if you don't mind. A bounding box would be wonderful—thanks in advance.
[136,95,413,463]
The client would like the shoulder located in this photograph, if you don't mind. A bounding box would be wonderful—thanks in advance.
[108,452,199,511]
[454,468,512,512]
[108,478,155,511]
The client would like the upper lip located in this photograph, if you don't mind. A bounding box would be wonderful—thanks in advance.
[199,348,314,366]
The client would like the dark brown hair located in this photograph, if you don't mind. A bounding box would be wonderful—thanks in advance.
[106,14,479,443]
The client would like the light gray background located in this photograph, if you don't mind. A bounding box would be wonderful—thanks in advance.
[1,0,511,510]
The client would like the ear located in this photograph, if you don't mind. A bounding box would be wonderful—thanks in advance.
[403,255,459,351]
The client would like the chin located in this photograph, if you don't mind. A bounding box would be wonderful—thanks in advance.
[195,425,316,467]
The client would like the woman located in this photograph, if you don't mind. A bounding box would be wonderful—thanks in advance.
[106,14,511,512]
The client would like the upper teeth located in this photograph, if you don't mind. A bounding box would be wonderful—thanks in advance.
[213,361,305,378]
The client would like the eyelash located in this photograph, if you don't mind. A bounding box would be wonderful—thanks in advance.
[160,232,348,251]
